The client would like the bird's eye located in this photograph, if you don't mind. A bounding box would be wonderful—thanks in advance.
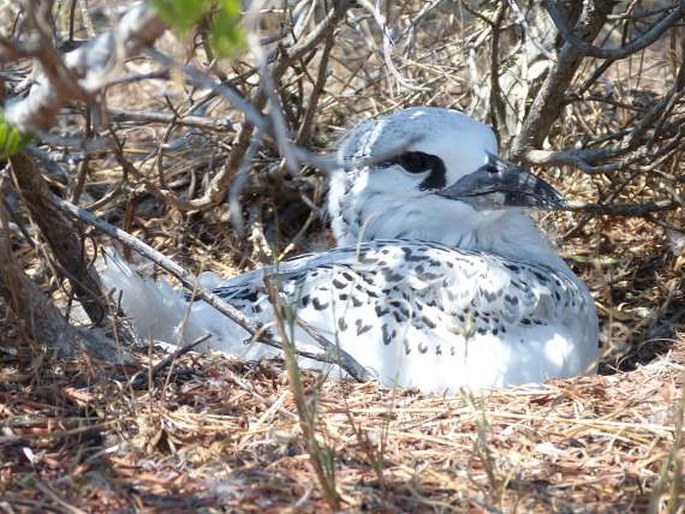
[398,151,432,174]
[485,165,499,174]
[377,151,446,189]
[380,151,437,174]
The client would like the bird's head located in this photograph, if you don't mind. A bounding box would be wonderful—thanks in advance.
[328,107,566,262]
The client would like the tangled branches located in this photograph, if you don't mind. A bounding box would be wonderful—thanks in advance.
[0,0,683,362]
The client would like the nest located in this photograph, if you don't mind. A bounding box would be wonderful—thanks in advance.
[1,0,684,511]
[0,341,683,511]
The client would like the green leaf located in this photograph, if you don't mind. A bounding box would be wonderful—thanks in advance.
[151,0,210,34]
[210,0,245,57]
[0,111,31,159]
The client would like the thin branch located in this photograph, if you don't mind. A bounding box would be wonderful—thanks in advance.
[519,54,685,169]
[356,0,429,92]
[296,20,336,145]
[53,195,370,381]
[228,128,267,232]
[504,0,557,61]
[510,0,616,158]
[4,3,167,134]
[521,147,615,170]
[107,108,234,132]
[488,2,509,140]
[564,199,680,216]
[144,47,270,133]
[129,333,213,389]
[130,1,354,212]
[268,0,354,71]
[545,0,684,60]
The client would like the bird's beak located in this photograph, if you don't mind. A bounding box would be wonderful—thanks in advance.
[438,154,567,210]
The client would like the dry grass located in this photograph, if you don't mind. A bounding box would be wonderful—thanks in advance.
[1,338,683,512]
[1,1,684,512]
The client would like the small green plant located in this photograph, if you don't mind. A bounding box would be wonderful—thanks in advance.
[151,0,244,57]
[266,280,340,510]
[209,0,244,57]
[649,385,685,514]
[465,392,507,509]
[0,111,32,158]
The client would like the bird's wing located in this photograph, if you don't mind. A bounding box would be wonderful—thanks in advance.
[211,240,592,341]
[204,240,597,389]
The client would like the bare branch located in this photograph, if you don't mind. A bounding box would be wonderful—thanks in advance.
[144,47,270,133]
[296,21,336,145]
[510,0,618,159]
[107,108,234,133]
[8,151,108,324]
[356,0,429,92]
[488,2,509,140]
[545,0,684,60]
[54,195,370,382]
[0,196,131,362]
[564,199,681,216]
[4,3,166,134]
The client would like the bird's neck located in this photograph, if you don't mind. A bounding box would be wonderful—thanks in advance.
[331,194,573,274]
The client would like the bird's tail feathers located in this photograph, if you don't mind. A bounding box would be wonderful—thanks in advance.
[96,248,208,346]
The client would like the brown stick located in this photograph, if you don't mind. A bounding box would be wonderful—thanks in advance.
[0,201,126,362]
[545,0,684,60]
[510,0,616,159]
[8,151,107,324]
[53,195,371,382]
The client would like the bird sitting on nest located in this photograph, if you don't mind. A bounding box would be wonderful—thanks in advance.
[99,107,599,393]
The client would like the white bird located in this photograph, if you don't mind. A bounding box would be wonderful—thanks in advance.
[100,107,599,392]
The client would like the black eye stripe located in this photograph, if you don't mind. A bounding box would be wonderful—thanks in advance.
[400,152,431,173]
[379,151,446,190]
[380,151,435,174]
